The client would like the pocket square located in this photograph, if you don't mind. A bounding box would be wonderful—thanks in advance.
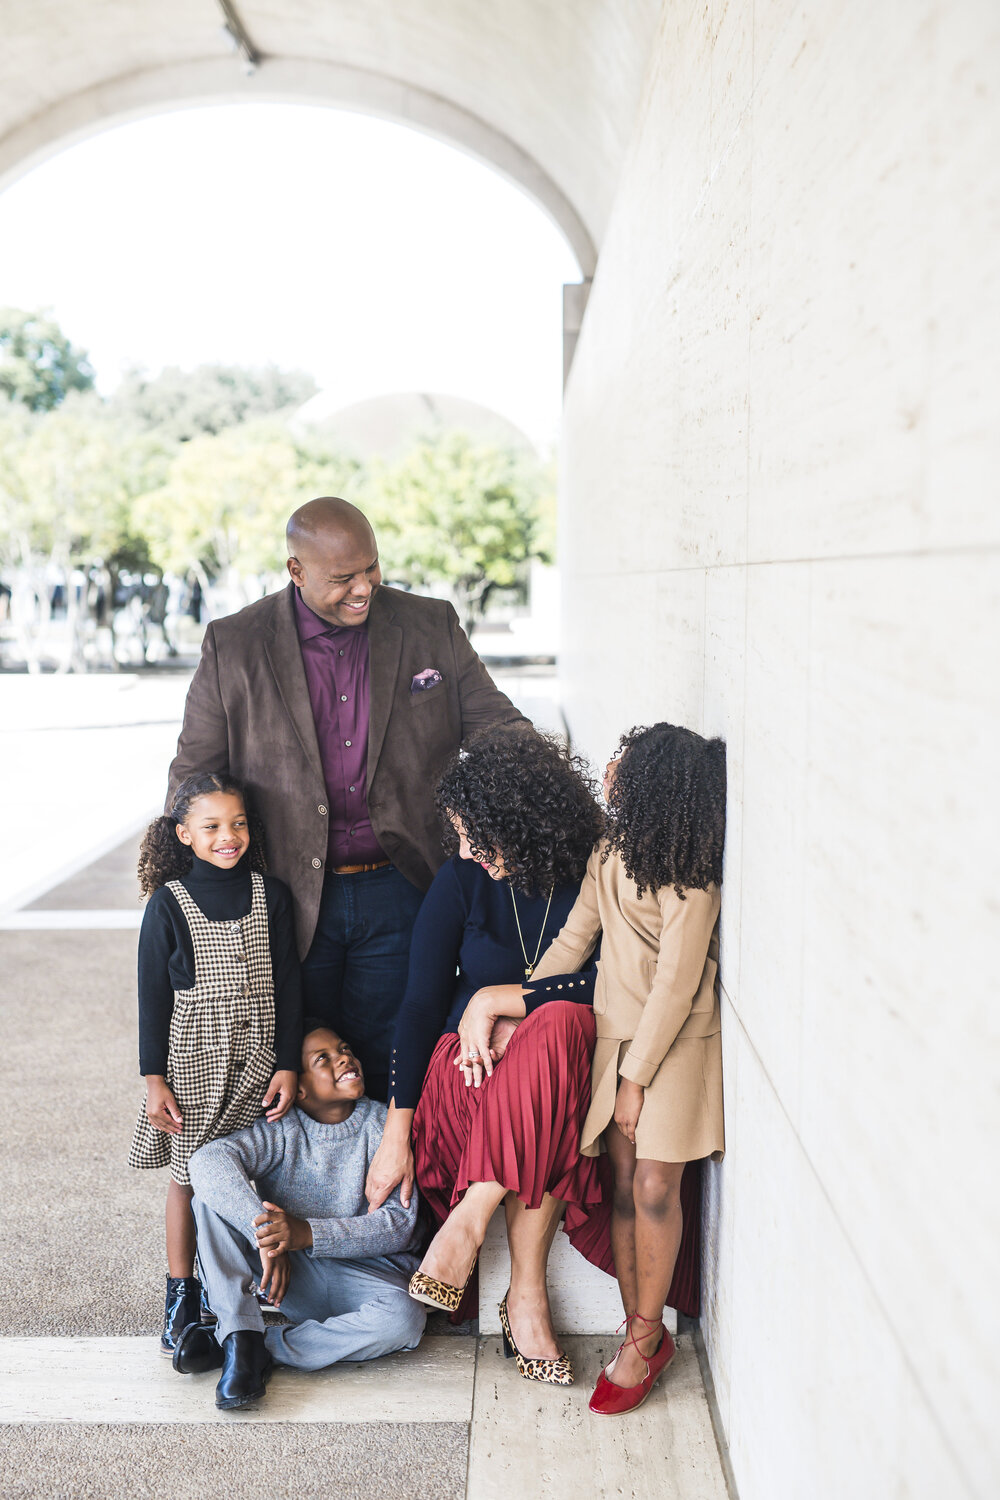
[411,668,444,693]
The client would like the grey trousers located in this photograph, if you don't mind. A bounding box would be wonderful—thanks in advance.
[193,1198,426,1371]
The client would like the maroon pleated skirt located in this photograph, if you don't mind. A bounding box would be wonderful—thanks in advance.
[410,1000,702,1318]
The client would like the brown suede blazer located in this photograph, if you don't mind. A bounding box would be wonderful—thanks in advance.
[167,582,525,955]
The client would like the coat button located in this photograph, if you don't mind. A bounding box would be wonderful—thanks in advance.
[318,804,328,816]
[311,857,323,869]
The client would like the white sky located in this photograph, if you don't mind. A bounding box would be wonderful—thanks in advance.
[0,104,580,447]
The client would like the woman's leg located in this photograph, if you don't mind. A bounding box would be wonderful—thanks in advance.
[417,1180,507,1288]
[603,1126,639,1318]
[608,1159,685,1388]
[166,1180,197,1278]
[504,1191,565,1358]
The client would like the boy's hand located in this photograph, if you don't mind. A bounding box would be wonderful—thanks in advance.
[259,1249,290,1306]
[614,1079,645,1145]
[144,1076,183,1135]
[263,1070,297,1121]
[254,1200,312,1257]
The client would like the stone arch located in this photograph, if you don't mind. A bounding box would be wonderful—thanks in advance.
[0,57,596,276]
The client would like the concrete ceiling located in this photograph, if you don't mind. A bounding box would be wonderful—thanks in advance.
[0,0,661,275]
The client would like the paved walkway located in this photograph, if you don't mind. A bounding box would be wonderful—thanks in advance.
[0,673,730,1499]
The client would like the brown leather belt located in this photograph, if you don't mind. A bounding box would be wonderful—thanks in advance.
[330,859,392,875]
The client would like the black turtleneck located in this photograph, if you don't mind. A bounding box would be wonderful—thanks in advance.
[137,854,302,1076]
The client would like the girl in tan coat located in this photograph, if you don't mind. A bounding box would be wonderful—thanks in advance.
[529,722,726,1416]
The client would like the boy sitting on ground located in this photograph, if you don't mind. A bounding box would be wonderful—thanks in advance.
[174,1020,426,1410]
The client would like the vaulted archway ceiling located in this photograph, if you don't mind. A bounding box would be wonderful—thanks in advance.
[1,0,661,276]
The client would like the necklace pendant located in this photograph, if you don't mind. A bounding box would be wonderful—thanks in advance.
[525,964,534,978]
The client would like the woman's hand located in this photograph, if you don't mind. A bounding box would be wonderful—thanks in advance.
[614,1079,645,1145]
[455,984,528,1087]
[488,1016,520,1061]
[365,1122,416,1212]
[145,1076,183,1135]
[263,1070,297,1121]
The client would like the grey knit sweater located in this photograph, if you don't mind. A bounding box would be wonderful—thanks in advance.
[187,1097,420,1271]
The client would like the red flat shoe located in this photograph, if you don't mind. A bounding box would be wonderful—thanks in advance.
[589,1317,676,1416]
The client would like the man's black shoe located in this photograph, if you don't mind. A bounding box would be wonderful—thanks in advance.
[172,1321,225,1374]
[215,1330,272,1410]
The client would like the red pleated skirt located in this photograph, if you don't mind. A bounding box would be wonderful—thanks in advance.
[410,1000,702,1319]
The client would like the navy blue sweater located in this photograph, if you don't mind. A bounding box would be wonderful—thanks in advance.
[388,854,595,1108]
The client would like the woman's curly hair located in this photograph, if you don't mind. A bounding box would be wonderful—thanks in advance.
[137,772,268,898]
[435,724,604,897]
[603,723,726,899]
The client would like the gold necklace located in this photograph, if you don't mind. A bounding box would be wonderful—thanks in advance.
[509,883,554,979]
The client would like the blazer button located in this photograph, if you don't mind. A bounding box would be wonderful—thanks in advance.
[311,857,323,869]
[318,804,328,816]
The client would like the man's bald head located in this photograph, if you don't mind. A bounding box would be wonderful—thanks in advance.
[285,497,382,628]
[286,497,376,560]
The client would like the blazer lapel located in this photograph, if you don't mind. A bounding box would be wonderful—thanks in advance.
[263,583,325,784]
[367,588,402,781]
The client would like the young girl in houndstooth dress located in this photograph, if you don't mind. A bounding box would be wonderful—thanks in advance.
[129,772,303,1354]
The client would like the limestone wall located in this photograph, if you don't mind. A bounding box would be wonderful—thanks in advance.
[560,4,999,1497]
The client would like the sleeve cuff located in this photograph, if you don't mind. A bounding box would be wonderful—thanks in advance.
[522,972,595,1014]
[305,1218,334,1257]
[618,1050,659,1088]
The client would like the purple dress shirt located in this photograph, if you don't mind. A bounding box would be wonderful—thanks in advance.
[293,588,386,868]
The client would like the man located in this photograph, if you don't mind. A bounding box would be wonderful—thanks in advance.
[168,496,525,1098]
[175,1023,426,1411]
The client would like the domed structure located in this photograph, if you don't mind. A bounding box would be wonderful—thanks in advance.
[291,389,537,460]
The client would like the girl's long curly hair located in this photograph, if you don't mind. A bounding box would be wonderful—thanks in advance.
[604,723,726,898]
[137,772,268,899]
[435,724,604,897]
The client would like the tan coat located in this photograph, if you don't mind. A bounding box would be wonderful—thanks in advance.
[532,844,725,1163]
[168,582,524,956]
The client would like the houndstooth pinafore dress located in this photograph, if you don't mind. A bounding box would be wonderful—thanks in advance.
[128,871,277,1186]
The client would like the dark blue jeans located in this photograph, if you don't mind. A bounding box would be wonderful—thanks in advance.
[300,865,424,1102]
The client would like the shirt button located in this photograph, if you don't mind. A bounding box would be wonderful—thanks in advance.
[311,857,323,869]
[318,804,328,816]
[344,739,352,747]
[349,785,356,793]
[340,695,348,702]
[338,649,344,657]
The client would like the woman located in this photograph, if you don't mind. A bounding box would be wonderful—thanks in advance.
[365,724,606,1385]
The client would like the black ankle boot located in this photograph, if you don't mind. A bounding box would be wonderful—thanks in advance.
[173,1321,225,1374]
[161,1275,203,1354]
[215,1330,272,1410]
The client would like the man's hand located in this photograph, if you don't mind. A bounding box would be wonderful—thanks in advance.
[365,1133,416,1213]
[455,984,527,1087]
[614,1079,645,1145]
[262,1070,297,1122]
[144,1076,183,1135]
[259,1248,290,1307]
[254,1200,312,1259]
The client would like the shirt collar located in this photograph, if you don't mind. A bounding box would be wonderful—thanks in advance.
[293,586,364,642]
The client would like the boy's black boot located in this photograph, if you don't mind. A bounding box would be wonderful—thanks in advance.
[161,1275,203,1354]
[173,1321,225,1374]
[215,1330,272,1410]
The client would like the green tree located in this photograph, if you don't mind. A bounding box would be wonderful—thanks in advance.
[135,422,360,597]
[109,363,319,442]
[361,432,553,632]
[0,307,95,411]
[0,396,170,668]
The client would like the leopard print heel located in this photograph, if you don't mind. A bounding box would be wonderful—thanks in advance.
[407,1260,476,1313]
[498,1293,574,1386]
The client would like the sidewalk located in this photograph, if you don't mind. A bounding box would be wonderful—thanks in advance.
[0,673,731,1499]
